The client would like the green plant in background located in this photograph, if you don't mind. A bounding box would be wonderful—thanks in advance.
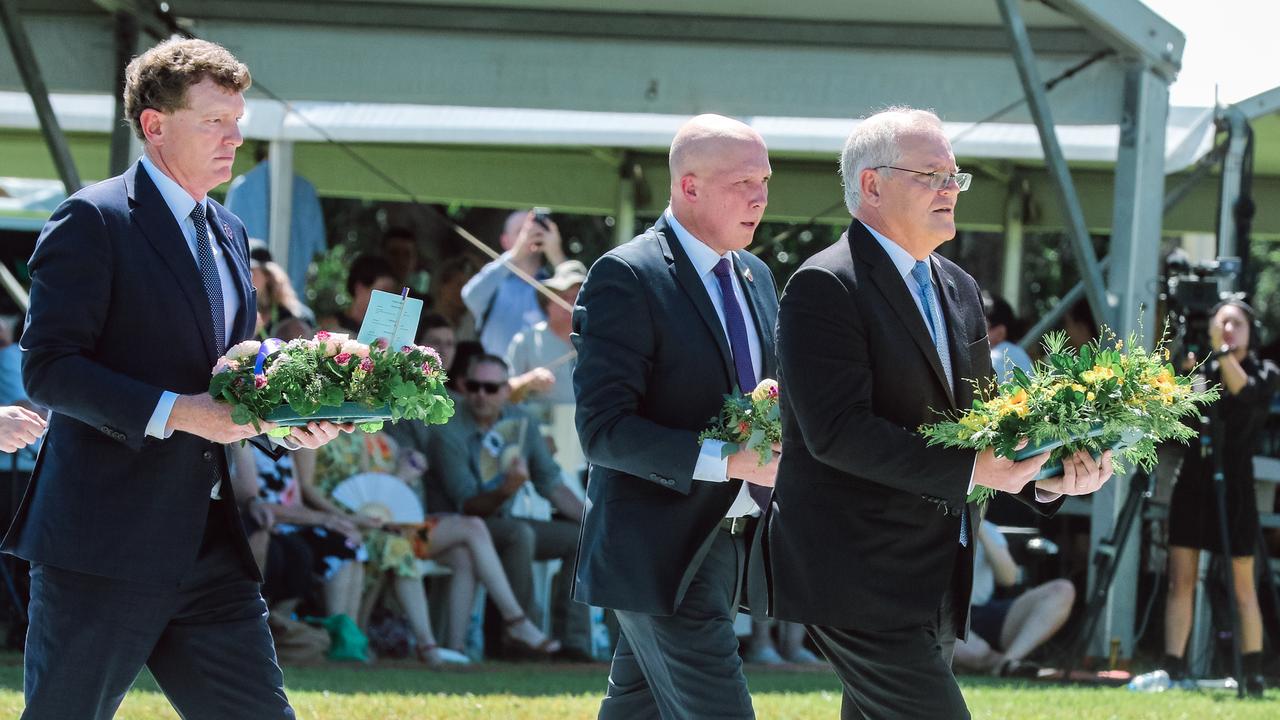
[306,244,353,321]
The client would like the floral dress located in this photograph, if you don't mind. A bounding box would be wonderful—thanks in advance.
[250,447,367,580]
[314,431,429,578]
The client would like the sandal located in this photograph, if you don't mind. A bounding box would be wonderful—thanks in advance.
[415,642,444,669]
[503,615,562,656]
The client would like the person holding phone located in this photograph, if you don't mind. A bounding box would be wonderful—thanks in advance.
[462,208,567,356]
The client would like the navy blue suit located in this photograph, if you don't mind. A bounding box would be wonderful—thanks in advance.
[3,161,292,719]
[572,216,779,719]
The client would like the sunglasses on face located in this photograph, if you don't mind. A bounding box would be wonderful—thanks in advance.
[465,379,505,395]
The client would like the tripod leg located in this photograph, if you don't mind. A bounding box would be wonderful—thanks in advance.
[1210,467,1245,698]
[1062,471,1148,680]
[1256,527,1280,655]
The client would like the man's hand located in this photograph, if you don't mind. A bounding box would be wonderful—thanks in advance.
[168,393,264,444]
[512,212,565,266]
[0,406,46,452]
[1036,449,1113,497]
[727,443,781,488]
[283,421,352,450]
[501,457,530,494]
[514,367,556,396]
[973,445,1050,494]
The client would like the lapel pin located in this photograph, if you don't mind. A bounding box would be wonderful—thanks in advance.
[743,267,754,283]
[223,222,233,239]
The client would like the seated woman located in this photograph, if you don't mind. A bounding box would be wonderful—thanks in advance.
[952,520,1075,677]
[230,442,369,627]
[313,429,560,662]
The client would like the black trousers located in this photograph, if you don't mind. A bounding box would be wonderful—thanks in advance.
[599,528,753,720]
[21,499,293,720]
[806,583,969,720]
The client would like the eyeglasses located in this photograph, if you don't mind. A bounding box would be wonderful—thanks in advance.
[873,166,972,192]
[464,379,505,395]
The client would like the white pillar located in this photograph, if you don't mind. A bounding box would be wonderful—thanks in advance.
[268,139,294,273]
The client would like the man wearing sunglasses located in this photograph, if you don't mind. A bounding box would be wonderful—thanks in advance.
[763,108,1111,719]
[572,114,780,719]
[424,353,592,660]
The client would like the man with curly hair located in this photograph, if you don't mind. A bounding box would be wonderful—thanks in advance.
[4,38,346,719]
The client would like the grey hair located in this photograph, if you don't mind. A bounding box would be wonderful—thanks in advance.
[839,107,944,215]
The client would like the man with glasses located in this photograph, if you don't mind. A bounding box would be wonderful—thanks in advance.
[424,354,591,660]
[762,107,1111,719]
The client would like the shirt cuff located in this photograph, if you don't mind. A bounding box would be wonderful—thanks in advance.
[1034,487,1062,503]
[145,391,178,439]
[694,439,730,483]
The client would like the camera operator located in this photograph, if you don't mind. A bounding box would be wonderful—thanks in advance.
[1140,299,1279,695]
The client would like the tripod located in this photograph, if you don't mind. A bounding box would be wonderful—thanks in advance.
[1060,466,1149,681]
[1196,404,1247,697]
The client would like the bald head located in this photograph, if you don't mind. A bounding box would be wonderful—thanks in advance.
[669,114,765,183]
[667,114,771,255]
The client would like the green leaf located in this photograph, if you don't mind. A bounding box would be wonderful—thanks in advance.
[1012,366,1031,389]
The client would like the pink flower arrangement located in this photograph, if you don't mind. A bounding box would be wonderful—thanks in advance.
[209,330,455,436]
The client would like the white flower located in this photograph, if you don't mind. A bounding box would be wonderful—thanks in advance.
[225,340,261,360]
[316,332,350,357]
[340,339,371,358]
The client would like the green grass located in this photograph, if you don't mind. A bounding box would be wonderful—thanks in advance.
[0,655,1274,718]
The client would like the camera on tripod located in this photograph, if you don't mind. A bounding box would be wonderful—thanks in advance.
[1163,250,1242,359]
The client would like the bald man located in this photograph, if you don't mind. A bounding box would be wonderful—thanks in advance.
[462,208,567,355]
[572,114,780,719]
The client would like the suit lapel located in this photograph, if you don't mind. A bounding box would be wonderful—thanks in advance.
[126,162,220,365]
[851,222,956,408]
[655,218,736,391]
[934,257,972,410]
[733,254,777,380]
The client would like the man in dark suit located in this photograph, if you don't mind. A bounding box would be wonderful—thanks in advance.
[3,39,345,719]
[573,114,780,719]
[762,108,1113,719]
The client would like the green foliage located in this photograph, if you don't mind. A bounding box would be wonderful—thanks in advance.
[921,326,1219,505]
[305,244,354,320]
[698,379,781,465]
[207,330,454,434]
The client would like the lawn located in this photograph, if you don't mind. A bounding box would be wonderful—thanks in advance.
[0,655,1274,718]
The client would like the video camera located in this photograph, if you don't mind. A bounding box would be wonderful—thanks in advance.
[1163,250,1241,359]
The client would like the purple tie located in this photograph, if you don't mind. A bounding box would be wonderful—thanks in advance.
[712,257,771,512]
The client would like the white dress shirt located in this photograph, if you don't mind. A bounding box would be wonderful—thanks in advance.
[139,154,241,442]
[665,208,762,519]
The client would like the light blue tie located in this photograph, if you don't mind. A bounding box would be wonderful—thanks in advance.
[911,260,967,547]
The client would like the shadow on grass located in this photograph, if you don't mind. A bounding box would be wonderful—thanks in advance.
[0,652,843,698]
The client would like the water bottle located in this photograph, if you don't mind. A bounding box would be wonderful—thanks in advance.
[1127,669,1171,692]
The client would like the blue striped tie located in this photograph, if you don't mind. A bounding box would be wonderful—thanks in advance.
[191,202,226,355]
[911,260,967,547]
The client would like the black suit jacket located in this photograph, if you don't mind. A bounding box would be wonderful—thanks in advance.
[758,220,1059,633]
[2,160,260,585]
[571,215,779,616]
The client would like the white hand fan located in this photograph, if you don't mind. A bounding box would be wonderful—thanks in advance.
[331,472,425,524]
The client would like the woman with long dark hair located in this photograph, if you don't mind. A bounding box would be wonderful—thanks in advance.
[1149,300,1279,695]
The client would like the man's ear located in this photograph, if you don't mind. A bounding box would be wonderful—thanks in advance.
[140,108,166,146]
[859,168,882,208]
[678,174,698,203]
